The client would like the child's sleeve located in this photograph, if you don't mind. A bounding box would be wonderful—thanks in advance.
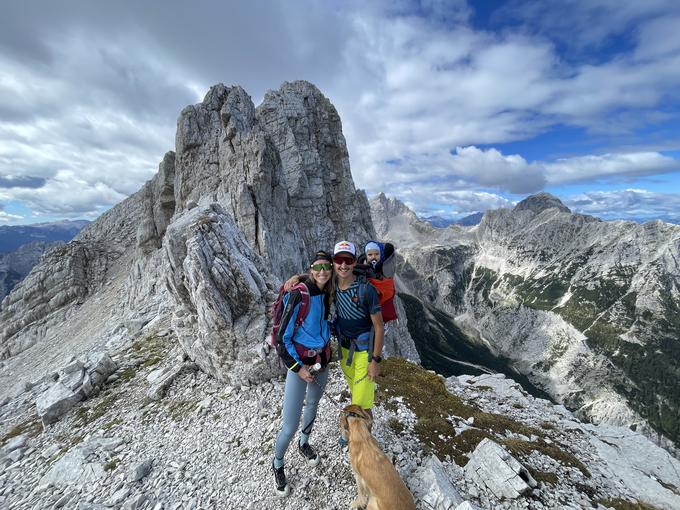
[381,242,396,278]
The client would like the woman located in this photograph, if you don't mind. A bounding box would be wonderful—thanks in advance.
[271,250,334,497]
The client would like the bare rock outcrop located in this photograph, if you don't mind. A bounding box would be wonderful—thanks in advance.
[163,204,276,382]
[0,81,416,392]
[0,240,64,301]
[171,81,374,279]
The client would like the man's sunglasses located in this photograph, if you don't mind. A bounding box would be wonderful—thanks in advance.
[333,255,356,265]
[311,263,332,271]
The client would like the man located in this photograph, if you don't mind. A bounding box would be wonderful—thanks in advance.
[332,241,384,441]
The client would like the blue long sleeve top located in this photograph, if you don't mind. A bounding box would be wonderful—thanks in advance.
[276,281,330,370]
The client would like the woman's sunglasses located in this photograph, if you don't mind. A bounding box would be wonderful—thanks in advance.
[333,255,356,266]
[311,263,332,271]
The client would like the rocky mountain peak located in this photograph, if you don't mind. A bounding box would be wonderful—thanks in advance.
[0,81,400,385]
[514,192,571,215]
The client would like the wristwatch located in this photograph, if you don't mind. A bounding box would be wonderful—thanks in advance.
[372,355,383,363]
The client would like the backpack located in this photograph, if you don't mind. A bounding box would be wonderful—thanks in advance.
[270,283,311,348]
[356,240,398,323]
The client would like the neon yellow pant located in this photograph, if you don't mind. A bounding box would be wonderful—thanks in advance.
[340,348,374,410]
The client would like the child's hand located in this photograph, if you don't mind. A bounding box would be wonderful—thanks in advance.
[283,275,300,291]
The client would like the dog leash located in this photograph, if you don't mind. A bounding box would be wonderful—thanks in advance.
[307,365,344,409]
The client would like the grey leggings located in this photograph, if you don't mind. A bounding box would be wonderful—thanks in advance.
[274,367,330,461]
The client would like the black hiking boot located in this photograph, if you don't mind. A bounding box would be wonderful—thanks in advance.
[272,461,290,497]
[298,441,320,467]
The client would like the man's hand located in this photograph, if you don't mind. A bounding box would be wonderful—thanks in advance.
[367,360,381,381]
[283,275,301,292]
[298,366,314,383]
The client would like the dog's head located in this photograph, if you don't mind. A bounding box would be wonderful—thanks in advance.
[340,404,373,437]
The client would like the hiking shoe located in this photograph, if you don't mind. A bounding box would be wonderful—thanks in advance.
[298,441,320,466]
[271,462,290,497]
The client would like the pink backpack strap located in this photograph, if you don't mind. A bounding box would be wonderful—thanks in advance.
[292,283,311,328]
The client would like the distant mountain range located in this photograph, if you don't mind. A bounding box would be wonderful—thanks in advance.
[422,212,484,227]
[423,212,680,228]
[0,220,89,254]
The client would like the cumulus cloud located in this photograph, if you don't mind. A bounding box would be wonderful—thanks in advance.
[371,146,679,213]
[392,186,513,218]
[545,152,680,184]
[566,189,680,219]
[0,172,127,218]
[1,1,680,223]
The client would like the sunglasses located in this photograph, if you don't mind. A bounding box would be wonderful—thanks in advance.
[333,255,356,266]
[311,263,332,271]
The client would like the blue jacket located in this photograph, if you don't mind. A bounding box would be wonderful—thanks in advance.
[280,282,330,368]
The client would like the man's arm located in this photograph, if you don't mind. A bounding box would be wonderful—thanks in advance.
[283,274,308,291]
[367,311,384,381]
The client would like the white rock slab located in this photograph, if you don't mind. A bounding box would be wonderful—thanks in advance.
[464,438,536,500]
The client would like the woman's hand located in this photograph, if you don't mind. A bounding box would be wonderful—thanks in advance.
[298,366,314,383]
[283,275,301,291]
[368,360,381,381]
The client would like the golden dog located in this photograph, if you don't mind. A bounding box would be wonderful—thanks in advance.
[340,404,416,510]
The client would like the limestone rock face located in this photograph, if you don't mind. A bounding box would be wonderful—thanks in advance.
[513,191,571,215]
[36,383,81,425]
[0,81,414,393]
[0,242,119,359]
[374,193,680,449]
[0,241,64,301]
[163,204,276,382]
[172,81,374,279]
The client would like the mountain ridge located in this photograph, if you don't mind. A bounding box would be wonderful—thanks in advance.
[372,193,680,451]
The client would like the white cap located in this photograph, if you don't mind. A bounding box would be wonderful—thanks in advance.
[333,240,356,257]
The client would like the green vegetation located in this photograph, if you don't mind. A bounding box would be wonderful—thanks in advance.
[387,417,405,435]
[104,457,120,471]
[528,468,558,485]
[74,393,118,427]
[0,416,43,446]
[501,438,590,478]
[164,399,198,421]
[593,498,662,510]
[378,358,558,467]
[102,418,123,431]
[464,261,680,446]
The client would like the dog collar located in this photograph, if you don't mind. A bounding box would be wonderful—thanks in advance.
[344,411,366,420]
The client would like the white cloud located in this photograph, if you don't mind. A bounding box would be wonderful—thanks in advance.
[0,210,23,223]
[1,1,680,222]
[566,189,680,219]
[0,172,127,218]
[545,152,680,184]
[389,187,513,217]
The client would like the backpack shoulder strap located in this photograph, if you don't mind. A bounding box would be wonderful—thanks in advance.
[292,283,311,326]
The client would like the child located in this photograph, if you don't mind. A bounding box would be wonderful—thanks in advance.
[359,241,398,325]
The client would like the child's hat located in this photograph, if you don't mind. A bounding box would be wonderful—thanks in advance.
[365,242,381,253]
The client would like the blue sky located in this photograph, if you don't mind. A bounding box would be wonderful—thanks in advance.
[1,0,679,224]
